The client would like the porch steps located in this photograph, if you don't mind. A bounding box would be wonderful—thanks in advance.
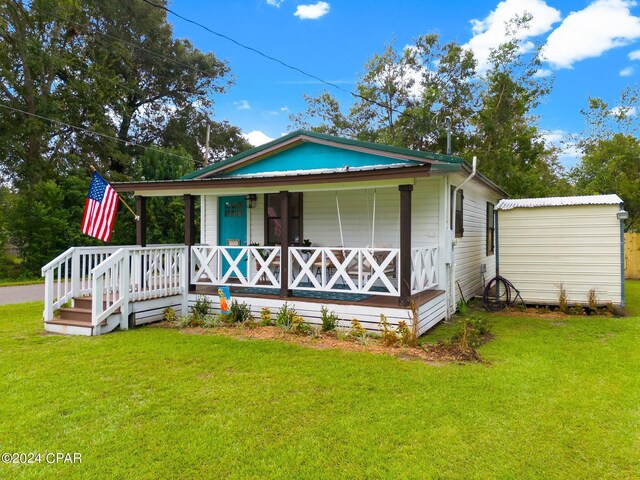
[44,296,121,336]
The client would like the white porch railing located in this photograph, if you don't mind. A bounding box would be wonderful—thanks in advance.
[42,245,188,324]
[191,245,281,288]
[41,246,122,321]
[411,246,439,294]
[289,247,400,296]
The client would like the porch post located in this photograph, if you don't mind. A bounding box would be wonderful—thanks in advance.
[184,194,196,292]
[135,196,147,247]
[279,191,291,297]
[399,184,413,307]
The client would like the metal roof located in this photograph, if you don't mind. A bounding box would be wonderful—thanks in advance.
[495,194,623,210]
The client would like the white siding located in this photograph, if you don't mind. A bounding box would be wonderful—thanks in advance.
[497,204,622,305]
[450,173,501,302]
[187,291,446,335]
[203,195,218,245]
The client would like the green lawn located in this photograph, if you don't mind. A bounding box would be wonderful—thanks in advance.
[1,283,639,479]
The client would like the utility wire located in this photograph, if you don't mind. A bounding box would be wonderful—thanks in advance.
[0,103,197,163]
[139,0,415,117]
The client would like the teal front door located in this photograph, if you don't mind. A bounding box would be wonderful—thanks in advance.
[219,196,247,277]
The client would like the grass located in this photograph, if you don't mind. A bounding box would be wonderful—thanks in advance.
[0,278,44,287]
[0,282,639,479]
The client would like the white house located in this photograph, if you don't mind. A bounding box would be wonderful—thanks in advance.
[41,130,506,336]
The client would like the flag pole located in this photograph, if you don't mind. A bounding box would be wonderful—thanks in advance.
[90,165,140,222]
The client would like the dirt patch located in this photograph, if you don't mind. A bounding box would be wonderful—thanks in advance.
[158,323,484,364]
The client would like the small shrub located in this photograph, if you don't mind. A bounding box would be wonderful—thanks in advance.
[276,302,297,331]
[202,315,222,328]
[350,318,367,338]
[178,314,194,329]
[605,302,615,315]
[163,306,178,324]
[570,303,585,316]
[290,315,311,335]
[336,327,349,341]
[191,295,213,318]
[320,306,339,332]
[354,330,369,346]
[450,315,493,351]
[226,301,253,324]
[396,320,416,347]
[379,314,399,347]
[310,325,322,338]
[260,307,273,326]
[557,283,569,314]
[587,288,598,311]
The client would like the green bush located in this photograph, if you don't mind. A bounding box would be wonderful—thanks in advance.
[320,306,339,332]
[276,302,296,330]
[226,301,253,324]
[191,296,213,320]
[449,315,492,351]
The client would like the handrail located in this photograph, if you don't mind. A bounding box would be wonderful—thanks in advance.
[91,248,127,326]
[41,247,76,274]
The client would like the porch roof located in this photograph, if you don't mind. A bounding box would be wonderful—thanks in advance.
[181,130,464,180]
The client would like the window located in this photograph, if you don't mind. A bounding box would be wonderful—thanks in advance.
[224,201,243,217]
[264,193,303,245]
[486,202,495,255]
[450,187,464,238]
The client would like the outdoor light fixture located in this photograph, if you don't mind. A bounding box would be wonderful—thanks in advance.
[617,210,629,221]
[246,194,257,209]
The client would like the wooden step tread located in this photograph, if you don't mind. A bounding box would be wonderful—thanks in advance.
[59,307,92,314]
[46,318,93,328]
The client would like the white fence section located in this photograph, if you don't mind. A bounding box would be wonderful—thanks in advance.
[42,245,188,324]
[411,247,439,294]
[289,247,400,296]
[191,245,281,288]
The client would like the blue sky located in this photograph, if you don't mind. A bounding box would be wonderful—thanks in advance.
[170,0,640,166]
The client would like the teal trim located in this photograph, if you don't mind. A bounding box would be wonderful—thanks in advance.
[180,129,464,180]
[219,142,421,177]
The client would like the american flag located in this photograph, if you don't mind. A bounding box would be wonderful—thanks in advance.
[81,172,119,242]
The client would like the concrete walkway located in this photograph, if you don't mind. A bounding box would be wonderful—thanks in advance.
[0,283,47,305]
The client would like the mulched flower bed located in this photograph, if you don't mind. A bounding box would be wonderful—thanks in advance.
[156,323,484,364]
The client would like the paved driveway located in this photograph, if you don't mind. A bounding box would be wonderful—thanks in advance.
[0,283,46,305]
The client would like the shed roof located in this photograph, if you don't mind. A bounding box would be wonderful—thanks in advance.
[496,194,623,210]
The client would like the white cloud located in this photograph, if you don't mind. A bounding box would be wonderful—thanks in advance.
[542,0,640,69]
[280,106,289,112]
[533,68,553,77]
[620,66,635,76]
[294,1,330,20]
[610,105,637,116]
[266,0,283,7]
[465,0,561,71]
[630,49,640,60]
[243,130,275,146]
[234,100,251,110]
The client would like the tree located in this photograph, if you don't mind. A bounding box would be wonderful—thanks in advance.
[578,85,639,146]
[572,134,640,231]
[290,34,477,152]
[465,16,570,197]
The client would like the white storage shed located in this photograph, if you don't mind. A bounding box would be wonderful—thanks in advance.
[495,194,627,307]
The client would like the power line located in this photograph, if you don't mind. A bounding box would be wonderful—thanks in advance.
[0,103,199,164]
[138,0,413,117]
